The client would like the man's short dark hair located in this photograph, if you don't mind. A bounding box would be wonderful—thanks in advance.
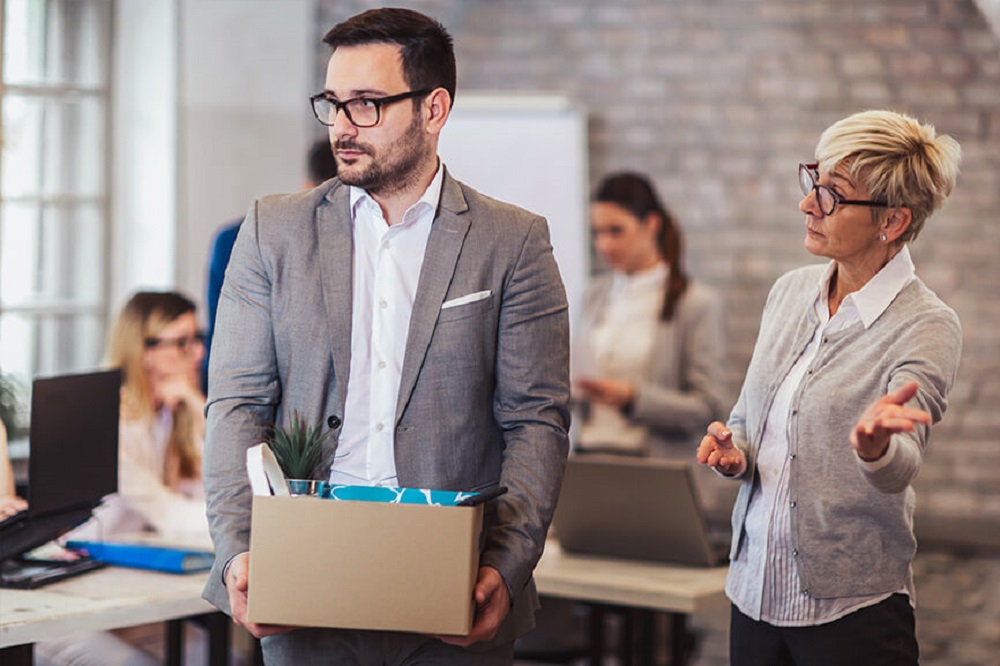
[322,8,456,103]
[307,138,337,184]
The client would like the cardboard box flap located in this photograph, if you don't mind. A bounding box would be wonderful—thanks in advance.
[246,443,289,496]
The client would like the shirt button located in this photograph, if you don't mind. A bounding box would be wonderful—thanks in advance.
[790,501,797,508]
[793,549,799,557]
[376,423,384,432]
[379,300,388,309]
[378,360,386,369]
[789,453,797,460]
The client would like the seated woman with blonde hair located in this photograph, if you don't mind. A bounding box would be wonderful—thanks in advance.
[38,291,210,666]
[98,291,208,540]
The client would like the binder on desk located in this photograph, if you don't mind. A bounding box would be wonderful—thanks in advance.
[66,540,214,574]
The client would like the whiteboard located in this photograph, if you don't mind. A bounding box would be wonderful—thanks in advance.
[438,94,589,320]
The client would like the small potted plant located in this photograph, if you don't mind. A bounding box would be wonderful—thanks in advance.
[265,411,331,496]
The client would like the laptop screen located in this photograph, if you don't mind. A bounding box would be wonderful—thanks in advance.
[552,455,725,567]
[28,369,121,518]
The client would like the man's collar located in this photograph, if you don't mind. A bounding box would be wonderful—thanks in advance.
[349,160,445,222]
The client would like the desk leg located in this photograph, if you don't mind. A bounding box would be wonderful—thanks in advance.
[205,612,231,666]
[587,604,605,666]
[620,608,633,664]
[165,619,183,666]
[1,644,33,666]
[635,609,653,665]
[669,612,688,666]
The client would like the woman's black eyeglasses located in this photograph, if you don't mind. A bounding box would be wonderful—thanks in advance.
[799,163,889,217]
[144,332,206,353]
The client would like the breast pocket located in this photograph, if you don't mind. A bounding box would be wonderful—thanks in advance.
[437,293,495,323]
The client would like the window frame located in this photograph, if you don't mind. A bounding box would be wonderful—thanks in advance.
[0,0,114,401]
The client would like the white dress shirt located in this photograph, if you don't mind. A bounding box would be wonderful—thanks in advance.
[577,262,666,453]
[328,164,444,488]
[727,247,916,626]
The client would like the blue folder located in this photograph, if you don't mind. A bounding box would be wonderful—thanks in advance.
[65,540,214,574]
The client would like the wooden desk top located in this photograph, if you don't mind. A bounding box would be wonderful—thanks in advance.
[533,542,729,614]
[0,566,214,648]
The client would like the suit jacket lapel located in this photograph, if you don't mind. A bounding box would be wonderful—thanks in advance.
[317,182,354,410]
[396,172,470,422]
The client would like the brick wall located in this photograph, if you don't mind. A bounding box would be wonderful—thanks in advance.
[313,0,1000,517]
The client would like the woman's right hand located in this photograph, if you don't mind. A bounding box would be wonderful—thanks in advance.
[0,494,27,519]
[696,421,746,477]
[154,375,205,412]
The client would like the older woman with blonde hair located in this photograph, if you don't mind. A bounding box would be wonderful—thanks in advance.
[697,110,962,665]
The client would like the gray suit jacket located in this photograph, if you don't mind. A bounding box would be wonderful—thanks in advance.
[202,171,571,647]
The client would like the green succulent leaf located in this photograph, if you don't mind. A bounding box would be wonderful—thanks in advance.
[265,411,331,480]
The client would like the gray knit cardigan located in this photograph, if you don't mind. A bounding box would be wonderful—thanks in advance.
[727,263,961,599]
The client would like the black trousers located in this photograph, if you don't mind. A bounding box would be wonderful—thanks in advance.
[730,594,918,666]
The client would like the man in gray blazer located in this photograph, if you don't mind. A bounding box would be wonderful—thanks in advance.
[201,7,570,664]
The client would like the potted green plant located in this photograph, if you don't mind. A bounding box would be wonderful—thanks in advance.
[265,411,332,496]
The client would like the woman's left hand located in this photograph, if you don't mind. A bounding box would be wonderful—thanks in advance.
[850,381,931,462]
[576,378,635,408]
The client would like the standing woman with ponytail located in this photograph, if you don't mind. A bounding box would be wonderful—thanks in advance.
[573,172,731,511]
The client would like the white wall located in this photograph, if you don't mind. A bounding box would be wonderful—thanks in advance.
[175,0,314,316]
[112,0,315,317]
[112,0,178,309]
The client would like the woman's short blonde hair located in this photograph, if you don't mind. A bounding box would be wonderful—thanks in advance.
[815,109,961,242]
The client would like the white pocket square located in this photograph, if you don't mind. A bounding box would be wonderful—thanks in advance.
[441,290,492,309]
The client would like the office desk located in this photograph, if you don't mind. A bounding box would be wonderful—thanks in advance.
[0,566,226,666]
[533,543,729,665]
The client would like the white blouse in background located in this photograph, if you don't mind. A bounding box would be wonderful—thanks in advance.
[577,262,667,453]
[71,407,209,545]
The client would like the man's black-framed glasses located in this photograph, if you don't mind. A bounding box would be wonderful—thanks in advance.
[310,89,433,128]
[798,163,889,217]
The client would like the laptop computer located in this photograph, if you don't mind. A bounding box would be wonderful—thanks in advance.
[0,369,121,578]
[552,455,728,567]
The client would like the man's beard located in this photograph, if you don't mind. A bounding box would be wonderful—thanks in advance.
[335,112,430,197]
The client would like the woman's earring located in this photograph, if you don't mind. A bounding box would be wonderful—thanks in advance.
[880,234,887,242]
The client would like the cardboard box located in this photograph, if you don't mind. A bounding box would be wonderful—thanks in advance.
[246,494,483,635]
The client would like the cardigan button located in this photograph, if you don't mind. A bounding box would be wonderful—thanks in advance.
[327,415,342,429]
